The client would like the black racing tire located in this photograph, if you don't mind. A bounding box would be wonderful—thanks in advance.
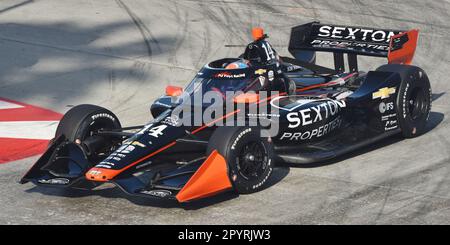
[54,105,122,161]
[377,64,432,138]
[207,127,275,194]
[56,104,121,141]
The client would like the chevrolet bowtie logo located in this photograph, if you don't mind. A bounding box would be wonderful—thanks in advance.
[255,69,267,75]
[373,87,396,99]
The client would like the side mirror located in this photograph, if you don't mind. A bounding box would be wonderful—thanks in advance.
[166,85,183,97]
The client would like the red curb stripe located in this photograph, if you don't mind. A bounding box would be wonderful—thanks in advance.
[0,138,49,164]
[0,98,62,122]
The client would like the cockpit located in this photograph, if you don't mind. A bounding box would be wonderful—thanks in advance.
[184,58,271,99]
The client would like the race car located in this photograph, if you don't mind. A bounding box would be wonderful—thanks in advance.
[21,22,432,203]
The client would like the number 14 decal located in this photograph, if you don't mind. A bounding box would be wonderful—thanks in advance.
[148,125,167,138]
[262,42,275,61]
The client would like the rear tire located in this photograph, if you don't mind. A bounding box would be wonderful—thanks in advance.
[377,64,432,138]
[207,127,275,194]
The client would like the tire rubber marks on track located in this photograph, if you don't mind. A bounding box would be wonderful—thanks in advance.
[115,0,160,58]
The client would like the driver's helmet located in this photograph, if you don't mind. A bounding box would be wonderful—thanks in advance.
[225,60,249,69]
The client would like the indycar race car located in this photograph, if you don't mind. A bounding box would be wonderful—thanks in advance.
[21,22,431,203]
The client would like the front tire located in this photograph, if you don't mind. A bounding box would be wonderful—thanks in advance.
[207,127,275,194]
[55,104,122,161]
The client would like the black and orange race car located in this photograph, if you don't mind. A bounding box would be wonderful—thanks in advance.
[21,22,432,203]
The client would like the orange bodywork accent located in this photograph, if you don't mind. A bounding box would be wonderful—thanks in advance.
[165,85,183,97]
[388,29,419,65]
[176,150,232,203]
[233,93,260,104]
[85,168,121,182]
[252,27,264,41]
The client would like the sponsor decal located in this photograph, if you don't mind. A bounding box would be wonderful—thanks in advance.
[427,87,432,121]
[214,72,245,79]
[162,115,180,127]
[131,141,146,148]
[91,113,115,121]
[402,83,410,118]
[280,116,342,141]
[286,100,346,128]
[117,144,135,154]
[101,151,128,167]
[88,170,103,176]
[317,26,398,43]
[311,25,401,51]
[381,113,398,131]
[385,120,398,131]
[95,163,114,169]
[98,139,148,168]
[247,113,280,118]
[311,39,390,51]
[251,162,272,190]
[231,128,252,150]
[379,102,394,114]
[381,113,396,121]
[154,101,171,108]
[255,69,267,75]
[268,70,274,81]
[335,90,354,100]
[139,189,172,198]
[373,87,396,100]
[38,178,70,185]
[287,65,302,72]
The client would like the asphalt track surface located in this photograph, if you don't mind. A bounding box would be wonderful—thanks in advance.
[0,0,449,224]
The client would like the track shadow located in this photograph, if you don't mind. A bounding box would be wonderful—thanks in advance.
[0,21,176,106]
[279,111,445,169]
[25,185,182,209]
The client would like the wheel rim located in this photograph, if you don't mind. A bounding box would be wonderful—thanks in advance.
[407,87,427,120]
[81,119,119,158]
[236,141,268,181]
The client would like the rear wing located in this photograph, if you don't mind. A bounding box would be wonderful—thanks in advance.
[288,22,419,72]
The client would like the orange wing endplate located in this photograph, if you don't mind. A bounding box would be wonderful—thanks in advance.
[176,150,232,202]
[388,29,419,65]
